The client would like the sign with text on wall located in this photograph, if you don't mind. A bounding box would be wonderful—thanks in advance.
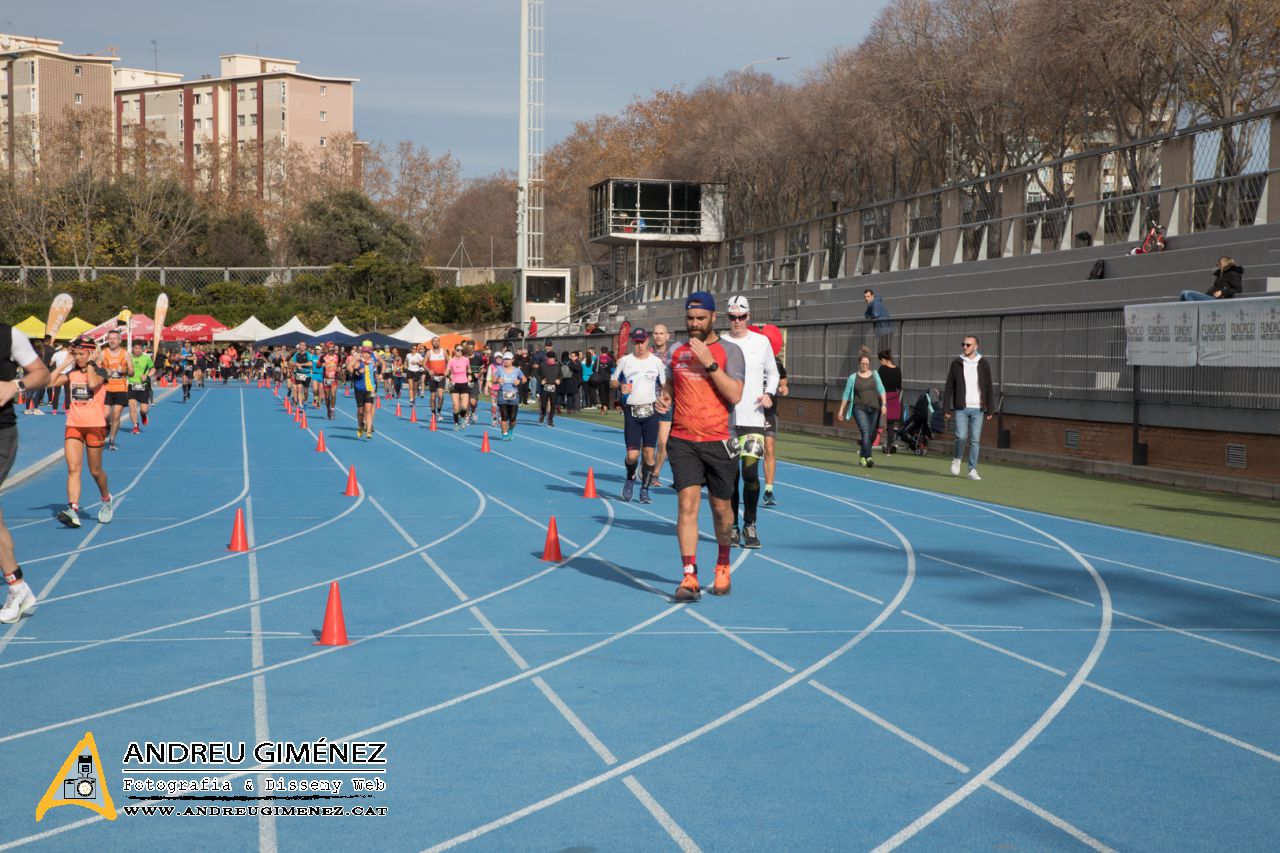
[1125,297,1280,367]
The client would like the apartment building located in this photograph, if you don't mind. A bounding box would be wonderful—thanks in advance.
[1,33,116,174]
[114,53,361,195]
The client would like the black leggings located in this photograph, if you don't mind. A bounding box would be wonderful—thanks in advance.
[539,389,558,421]
[731,454,762,527]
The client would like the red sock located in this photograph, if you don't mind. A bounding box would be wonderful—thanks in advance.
[682,555,696,574]
[718,545,731,565]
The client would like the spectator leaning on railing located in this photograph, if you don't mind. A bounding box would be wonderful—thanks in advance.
[1180,256,1243,301]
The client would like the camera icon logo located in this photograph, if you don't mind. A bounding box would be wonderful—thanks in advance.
[62,755,97,800]
[37,736,117,822]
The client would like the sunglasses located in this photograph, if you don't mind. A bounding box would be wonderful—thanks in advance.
[962,342,976,347]
[728,314,749,321]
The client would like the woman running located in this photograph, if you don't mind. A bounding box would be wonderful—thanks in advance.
[353,344,383,439]
[494,351,524,439]
[50,339,113,528]
[391,352,406,400]
[487,354,503,427]
[193,346,207,388]
[447,345,472,429]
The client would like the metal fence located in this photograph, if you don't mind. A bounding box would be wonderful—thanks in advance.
[0,265,522,296]
[518,308,1280,414]
[575,108,1280,322]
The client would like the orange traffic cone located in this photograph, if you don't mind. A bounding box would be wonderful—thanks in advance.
[480,431,491,453]
[429,412,437,431]
[313,581,350,646]
[345,386,350,396]
[285,399,292,415]
[228,508,249,552]
[315,430,326,453]
[300,411,308,430]
[395,402,402,417]
[410,406,418,424]
[541,516,563,562]
[343,465,359,497]
[375,396,381,410]
[274,385,280,397]
[583,467,599,498]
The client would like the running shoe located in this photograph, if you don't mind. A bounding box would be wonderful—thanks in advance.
[711,563,732,596]
[730,526,741,547]
[0,582,36,624]
[859,457,867,468]
[674,571,701,602]
[650,475,662,488]
[357,429,365,439]
[142,413,148,426]
[762,489,776,507]
[950,458,961,476]
[743,524,760,549]
[866,458,874,469]
[108,440,118,451]
[131,426,140,435]
[968,469,982,481]
[97,497,114,524]
[638,486,651,504]
[620,480,635,502]
[57,505,81,528]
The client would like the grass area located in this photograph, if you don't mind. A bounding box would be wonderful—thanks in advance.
[563,408,1280,557]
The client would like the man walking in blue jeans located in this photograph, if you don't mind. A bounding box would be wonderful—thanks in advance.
[942,334,994,481]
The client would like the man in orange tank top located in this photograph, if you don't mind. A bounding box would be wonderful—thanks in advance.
[49,338,113,528]
[99,329,133,451]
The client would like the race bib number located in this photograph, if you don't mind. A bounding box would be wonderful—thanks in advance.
[108,370,122,379]
[323,377,335,387]
[294,370,308,381]
[130,382,147,392]
[501,389,518,402]
[723,438,742,460]
[71,383,91,401]
[630,404,655,419]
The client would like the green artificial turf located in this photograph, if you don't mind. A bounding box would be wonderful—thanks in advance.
[564,409,1280,557]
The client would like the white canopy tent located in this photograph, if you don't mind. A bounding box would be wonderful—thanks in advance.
[390,316,441,344]
[315,316,359,337]
[214,315,274,343]
[260,316,315,340]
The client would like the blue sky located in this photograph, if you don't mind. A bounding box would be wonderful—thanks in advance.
[13,1,885,176]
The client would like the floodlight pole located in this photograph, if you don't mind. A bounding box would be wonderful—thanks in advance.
[739,56,789,74]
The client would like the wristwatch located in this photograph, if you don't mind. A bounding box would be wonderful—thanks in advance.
[16,379,25,392]
[704,360,719,373]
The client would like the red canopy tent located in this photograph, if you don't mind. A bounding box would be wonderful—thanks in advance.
[162,315,229,342]
[86,314,155,342]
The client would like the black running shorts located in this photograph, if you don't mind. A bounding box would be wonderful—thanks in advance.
[104,390,130,408]
[0,426,17,485]
[666,435,740,500]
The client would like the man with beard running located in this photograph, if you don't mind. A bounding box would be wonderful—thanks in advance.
[655,292,744,602]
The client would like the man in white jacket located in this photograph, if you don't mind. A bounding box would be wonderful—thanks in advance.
[723,295,779,548]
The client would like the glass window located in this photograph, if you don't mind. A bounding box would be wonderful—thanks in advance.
[74,93,83,105]
[238,115,245,127]
[194,93,201,105]
[320,111,326,122]
[320,85,326,96]
[249,114,257,126]
[74,65,82,76]
[319,137,326,147]
[238,90,245,101]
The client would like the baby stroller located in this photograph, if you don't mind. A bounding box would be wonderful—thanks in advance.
[899,389,938,455]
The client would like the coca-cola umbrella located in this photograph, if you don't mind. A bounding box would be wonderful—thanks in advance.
[162,315,230,342]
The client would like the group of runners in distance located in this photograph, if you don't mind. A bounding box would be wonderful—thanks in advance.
[1,295,796,623]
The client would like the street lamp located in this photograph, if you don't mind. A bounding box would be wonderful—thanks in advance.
[739,56,790,74]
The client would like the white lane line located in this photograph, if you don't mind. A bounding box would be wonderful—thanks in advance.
[922,553,1097,607]
[868,497,1112,851]
[664,609,1113,852]
[902,611,1067,676]
[241,395,278,853]
[686,609,795,673]
[351,417,703,851]
[418,508,915,852]
[621,776,703,853]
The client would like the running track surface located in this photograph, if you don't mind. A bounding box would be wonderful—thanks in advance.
[2,385,1277,853]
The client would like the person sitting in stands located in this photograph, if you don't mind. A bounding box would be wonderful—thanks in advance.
[1180,256,1243,301]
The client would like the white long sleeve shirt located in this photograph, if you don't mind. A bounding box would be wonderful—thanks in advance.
[726,329,779,429]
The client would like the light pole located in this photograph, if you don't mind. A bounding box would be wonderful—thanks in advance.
[739,56,789,74]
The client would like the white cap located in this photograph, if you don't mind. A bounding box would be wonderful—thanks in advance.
[727,295,751,314]
[503,351,514,360]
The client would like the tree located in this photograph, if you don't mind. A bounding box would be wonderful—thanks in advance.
[288,190,419,265]
[364,140,462,261]
[195,211,272,267]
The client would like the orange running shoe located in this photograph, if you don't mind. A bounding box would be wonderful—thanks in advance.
[712,563,732,596]
[674,571,701,602]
